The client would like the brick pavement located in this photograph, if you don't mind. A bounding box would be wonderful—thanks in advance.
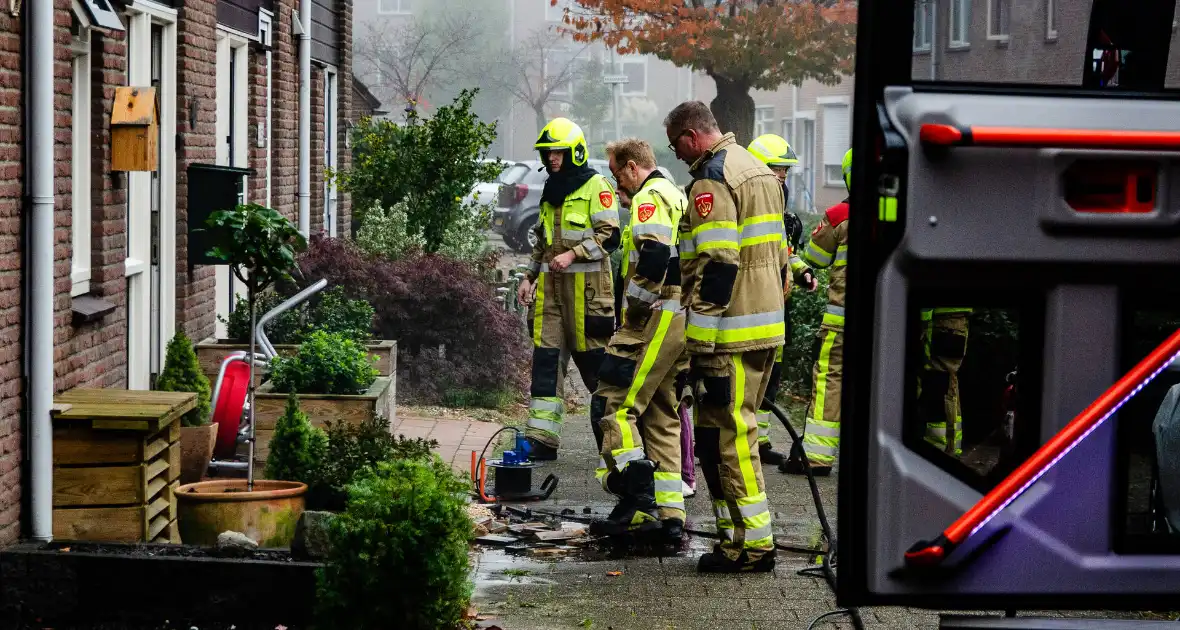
[392,413,505,477]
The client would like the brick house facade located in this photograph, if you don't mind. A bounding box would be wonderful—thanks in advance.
[0,0,353,545]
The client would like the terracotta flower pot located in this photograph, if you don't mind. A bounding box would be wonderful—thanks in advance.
[178,422,219,485]
[175,479,307,548]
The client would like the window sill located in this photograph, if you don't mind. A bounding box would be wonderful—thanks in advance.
[948,43,971,52]
[912,48,932,56]
[72,294,117,326]
[988,36,1010,48]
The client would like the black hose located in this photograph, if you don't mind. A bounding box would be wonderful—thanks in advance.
[764,398,866,630]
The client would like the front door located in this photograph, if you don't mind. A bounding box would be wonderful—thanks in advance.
[841,0,1180,612]
[213,31,250,339]
[125,2,177,390]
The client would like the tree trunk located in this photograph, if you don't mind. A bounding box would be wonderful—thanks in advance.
[709,75,756,147]
[533,105,548,141]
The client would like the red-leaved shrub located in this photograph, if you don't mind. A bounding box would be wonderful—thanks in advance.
[294,236,529,404]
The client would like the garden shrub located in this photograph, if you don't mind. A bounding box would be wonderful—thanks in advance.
[155,331,212,427]
[265,392,328,484]
[269,330,379,396]
[221,286,374,345]
[308,286,375,344]
[220,291,306,344]
[296,237,530,405]
[305,415,437,511]
[315,458,473,630]
[355,198,492,265]
[334,89,500,252]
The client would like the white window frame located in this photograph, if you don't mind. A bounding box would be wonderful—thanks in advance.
[124,0,178,390]
[987,0,1010,41]
[820,100,850,188]
[949,0,971,48]
[70,5,93,297]
[259,10,273,207]
[913,0,933,52]
[780,118,794,145]
[1046,0,1058,40]
[213,28,251,340]
[377,0,412,16]
[754,105,775,137]
[323,65,340,237]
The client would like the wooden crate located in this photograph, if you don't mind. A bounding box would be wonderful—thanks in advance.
[50,389,191,543]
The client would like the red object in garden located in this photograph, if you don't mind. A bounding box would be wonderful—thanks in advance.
[212,355,250,459]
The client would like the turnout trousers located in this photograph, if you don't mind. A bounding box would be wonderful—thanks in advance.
[755,345,785,446]
[594,297,690,522]
[694,348,778,562]
[526,267,615,449]
[801,325,844,466]
[920,311,969,456]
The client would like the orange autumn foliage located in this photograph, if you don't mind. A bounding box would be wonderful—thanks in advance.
[554,0,857,91]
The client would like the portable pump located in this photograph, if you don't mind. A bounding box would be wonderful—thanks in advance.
[473,428,558,503]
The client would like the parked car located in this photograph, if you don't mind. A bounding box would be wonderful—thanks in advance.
[492,159,676,253]
[465,158,519,210]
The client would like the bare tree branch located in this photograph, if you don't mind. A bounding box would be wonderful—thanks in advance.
[355,13,481,109]
[484,26,593,132]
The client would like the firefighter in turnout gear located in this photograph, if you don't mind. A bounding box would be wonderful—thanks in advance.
[517,118,621,460]
[919,307,972,456]
[782,148,852,477]
[665,101,785,573]
[590,138,690,542]
[747,134,817,467]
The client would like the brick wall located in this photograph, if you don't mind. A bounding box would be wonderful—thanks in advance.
[176,0,219,342]
[0,8,23,547]
[270,1,299,225]
[309,64,324,235]
[336,0,352,234]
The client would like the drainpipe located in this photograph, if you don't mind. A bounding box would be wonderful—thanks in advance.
[28,0,55,542]
[298,0,312,237]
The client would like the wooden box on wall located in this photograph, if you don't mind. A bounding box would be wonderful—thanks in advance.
[111,86,159,172]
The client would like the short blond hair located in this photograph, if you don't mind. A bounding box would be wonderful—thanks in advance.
[605,137,657,170]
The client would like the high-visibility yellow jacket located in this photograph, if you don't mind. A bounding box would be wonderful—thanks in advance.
[678,133,787,355]
[526,174,620,282]
[803,201,849,330]
[620,172,687,328]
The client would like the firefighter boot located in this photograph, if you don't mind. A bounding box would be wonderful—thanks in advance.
[780,453,832,477]
[759,442,788,467]
[662,517,684,546]
[525,436,558,461]
[590,459,661,537]
[697,548,777,574]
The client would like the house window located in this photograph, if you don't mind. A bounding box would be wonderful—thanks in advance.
[1046,0,1057,40]
[988,0,1010,40]
[70,17,93,297]
[821,103,850,186]
[546,47,583,98]
[754,106,775,137]
[78,0,125,31]
[546,0,571,22]
[621,57,647,96]
[781,119,794,145]
[913,0,933,51]
[377,0,413,15]
[950,0,971,47]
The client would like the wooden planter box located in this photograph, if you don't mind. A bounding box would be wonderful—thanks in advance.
[196,338,397,385]
[251,376,395,467]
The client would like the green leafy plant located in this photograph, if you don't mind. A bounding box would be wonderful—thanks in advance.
[265,392,328,483]
[334,90,500,252]
[219,291,306,344]
[309,286,375,344]
[305,415,437,511]
[315,458,474,630]
[203,203,307,297]
[356,198,491,264]
[269,330,379,396]
[155,331,212,427]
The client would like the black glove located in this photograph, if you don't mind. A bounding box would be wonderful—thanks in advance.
[784,212,804,249]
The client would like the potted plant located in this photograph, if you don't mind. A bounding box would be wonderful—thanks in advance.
[251,330,391,468]
[195,287,397,383]
[176,202,308,548]
[156,331,218,485]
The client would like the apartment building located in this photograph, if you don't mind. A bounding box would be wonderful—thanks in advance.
[352,0,856,212]
[0,0,353,544]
